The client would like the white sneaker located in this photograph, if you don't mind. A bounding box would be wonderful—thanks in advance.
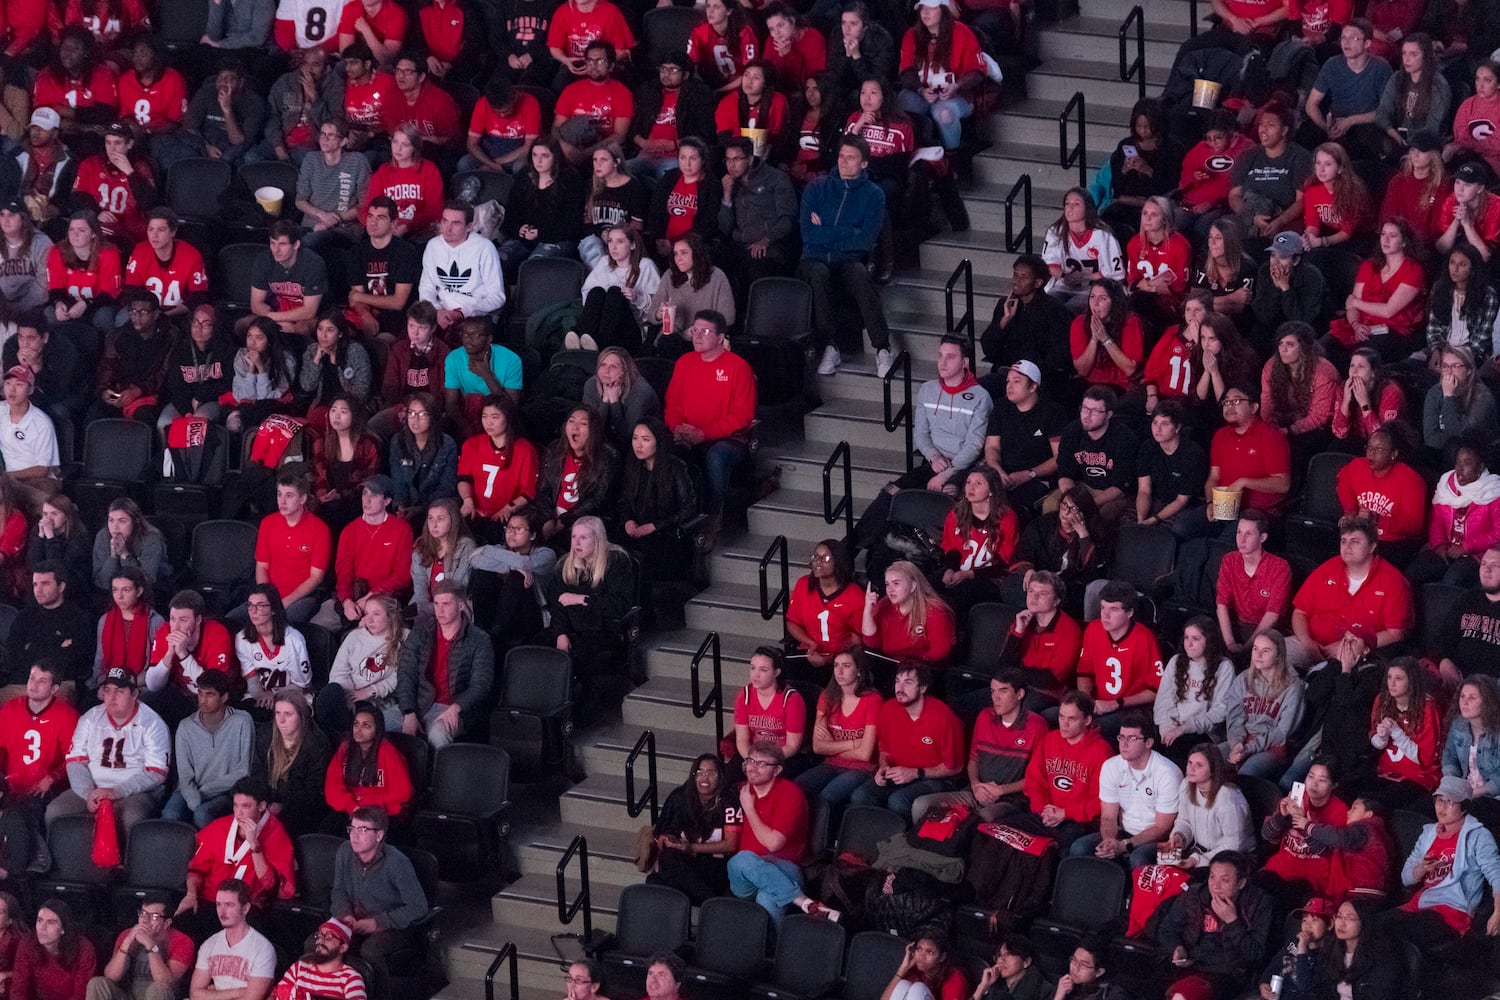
[579,333,598,351]
[563,331,580,350]
[876,348,895,378]
[817,346,842,375]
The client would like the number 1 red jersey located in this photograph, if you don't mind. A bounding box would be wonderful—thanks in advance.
[0,696,79,797]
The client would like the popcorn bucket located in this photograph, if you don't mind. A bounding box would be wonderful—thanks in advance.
[1211,487,1242,522]
[1191,78,1222,108]
[254,186,284,216]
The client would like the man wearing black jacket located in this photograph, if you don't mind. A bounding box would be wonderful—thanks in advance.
[628,53,716,177]
[980,255,1073,397]
[396,579,494,748]
[1159,851,1274,1000]
[4,562,94,701]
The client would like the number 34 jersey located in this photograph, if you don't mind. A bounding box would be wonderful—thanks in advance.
[0,696,79,797]
[64,702,171,790]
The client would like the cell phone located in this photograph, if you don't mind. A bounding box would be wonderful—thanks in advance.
[1290,781,1306,808]
[1122,144,1139,159]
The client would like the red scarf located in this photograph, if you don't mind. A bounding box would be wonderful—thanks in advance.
[101,607,151,674]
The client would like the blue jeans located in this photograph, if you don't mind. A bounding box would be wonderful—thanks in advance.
[1068,832,1160,869]
[897,89,973,149]
[727,851,805,928]
[796,763,871,808]
[161,789,234,828]
[699,438,750,516]
[1231,747,1290,780]
[849,775,957,818]
[579,235,606,267]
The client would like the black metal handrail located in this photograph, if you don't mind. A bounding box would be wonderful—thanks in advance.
[882,350,915,471]
[690,631,725,746]
[556,834,593,946]
[1189,0,1200,35]
[758,534,789,620]
[1004,174,1033,254]
[484,943,519,1000]
[1059,91,1087,189]
[945,258,976,370]
[625,729,659,824]
[1119,6,1145,102]
[823,440,854,544]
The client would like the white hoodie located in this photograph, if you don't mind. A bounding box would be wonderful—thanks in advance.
[419,230,506,316]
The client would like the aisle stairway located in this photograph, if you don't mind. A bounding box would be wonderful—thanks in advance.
[435,3,1194,996]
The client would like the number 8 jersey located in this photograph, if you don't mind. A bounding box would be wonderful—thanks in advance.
[64,701,171,790]
[274,0,345,51]
[0,695,79,798]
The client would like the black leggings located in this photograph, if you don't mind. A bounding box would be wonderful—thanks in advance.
[578,286,642,353]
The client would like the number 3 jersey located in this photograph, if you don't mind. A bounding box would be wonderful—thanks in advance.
[1078,619,1163,701]
[0,696,79,797]
[65,701,171,790]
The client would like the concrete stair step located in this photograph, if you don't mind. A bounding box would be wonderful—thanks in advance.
[641,627,772,682]
[578,720,714,790]
[622,676,724,738]
[1026,58,1171,105]
[881,268,1008,316]
[983,95,1138,148]
[514,823,647,887]
[746,487,860,544]
[1036,15,1190,62]
[559,773,654,831]
[682,580,781,635]
[970,142,1110,190]
[442,922,574,993]
[923,229,1021,276]
[716,532,828,588]
[766,438,907,497]
[803,395,903,447]
[491,872,634,932]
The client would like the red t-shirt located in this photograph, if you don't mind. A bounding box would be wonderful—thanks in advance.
[1143,328,1198,398]
[1264,795,1348,892]
[0,696,78,796]
[555,78,635,129]
[662,174,705,241]
[868,599,956,664]
[1289,0,1353,41]
[254,511,333,603]
[1292,554,1415,648]
[1069,313,1144,388]
[714,92,789,144]
[186,813,296,906]
[1438,192,1500,247]
[738,776,808,861]
[734,685,806,750]
[1380,170,1449,245]
[648,89,681,145]
[419,0,467,62]
[1215,550,1292,629]
[1126,233,1192,297]
[1024,729,1112,821]
[338,0,409,49]
[117,68,187,132]
[1209,417,1292,514]
[546,0,636,60]
[1078,620,1163,701]
[468,93,542,140]
[344,71,398,131]
[1178,136,1253,210]
[1301,181,1365,240]
[686,21,758,87]
[430,629,452,704]
[786,578,864,659]
[1401,830,1469,933]
[148,620,237,695]
[381,81,461,144]
[845,113,915,159]
[821,690,883,770]
[125,240,208,311]
[46,243,123,302]
[1335,458,1428,541]
[876,697,965,771]
[1008,613,1084,690]
[457,435,539,518]
[1350,257,1425,336]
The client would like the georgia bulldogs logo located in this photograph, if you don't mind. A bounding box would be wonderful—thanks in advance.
[1469,119,1496,142]
[1205,154,1235,171]
[1053,774,1074,791]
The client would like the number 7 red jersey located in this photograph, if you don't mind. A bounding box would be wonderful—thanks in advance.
[1078,619,1163,700]
[0,696,79,797]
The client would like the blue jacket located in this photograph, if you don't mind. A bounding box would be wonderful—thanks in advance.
[799,169,885,266]
[1442,719,1500,798]
[1401,813,1500,916]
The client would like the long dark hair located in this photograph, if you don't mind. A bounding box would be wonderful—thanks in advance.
[107,497,152,560]
[1268,321,1323,425]
[35,898,82,966]
[1184,742,1233,809]
[806,537,855,593]
[910,930,956,999]
[240,583,289,647]
[912,4,957,75]
[1174,614,1226,709]
[1373,656,1434,740]
[668,232,715,291]
[667,752,731,840]
[1324,899,1385,986]
[820,645,874,709]
[620,417,681,519]
[1394,34,1439,124]
[1430,244,1494,335]
[321,392,370,468]
[245,316,293,391]
[398,390,441,460]
[526,135,565,186]
[343,700,389,788]
[952,465,1009,539]
[60,209,104,272]
[547,405,610,497]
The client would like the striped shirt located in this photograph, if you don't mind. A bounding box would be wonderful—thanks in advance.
[272,960,367,1000]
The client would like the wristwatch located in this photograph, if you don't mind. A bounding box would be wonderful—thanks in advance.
[149,945,161,955]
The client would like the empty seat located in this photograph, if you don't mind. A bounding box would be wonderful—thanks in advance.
[749,914,845,1000]
[413,744,512,881]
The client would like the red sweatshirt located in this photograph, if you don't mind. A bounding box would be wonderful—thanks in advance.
[664,349,757,441]
[1263,795,1349,894]
[186,812,296,907]
[1005,613,1084,691]
[325,740,413,817]
[334,514,416,602]
[3,0,50,56]
[11,937,94,1000]
[1335,458,1427,542]
[1024,728,1112,822]
[1331,381,1402,442]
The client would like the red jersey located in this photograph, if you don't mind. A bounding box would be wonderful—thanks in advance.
[1178,135,1253,210]
[868,599,957,664]
[148,619,237,695]
[1143,328,1198,398]
[457,435,539,518]
[876,696,965,771]
[274,0,344,50]
[1335,458,1427,542]
[844,112,914,159]
[686,22,758,87]
[419,0,468,62]
[546,0,636,60]
[555,78,634,130]
[763,27,826,93]
[1126,232,1191,297]
[254,511,333,603]
[55,0,152,41]
[468,92,542,141]
[1350,257,1425,336]
[0,696,79,796]
[1438,192,1500,247]
[734,685,806,750]
[117,68,188,132]
[1302,182,1366,240]
[1215,550,1292,629]
[73,155,153,244]
[381,81,461,144]
[714,92,789,147]
[1078,620,1162,701]
[786,577,864,659]
[186,813,296,907]
[325,739,413,816]
[1007,613,1084,690]
[738,776,808,861]
[1023,728,1112,822]
[363,159,443,231]
[1292,554,1414,648]
[1069,313,1144,389]
[338,0,408,48]
[940,509,1018,575]
[1371,696,1441,789]
[33,64,117,115]
[1209,417,1292,514]
[125,240,208,310]
[344,71,398,130]
[46,243,123,302]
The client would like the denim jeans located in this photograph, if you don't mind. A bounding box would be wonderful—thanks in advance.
[897,89,973,149]
[727,851,805,928]
[1068,831,1160,869]
[699,438,750,516]
[160,790,234,828]
[849,775,957,818]
[796,763,871,808]
[579,235,606,267]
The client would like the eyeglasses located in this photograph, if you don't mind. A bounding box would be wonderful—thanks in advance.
[407,410,431,420]
[1117,734,1146,743]
[809,552,832,563]
[1079,406,1106,416]
[346,825,379,835]
[1440,363,1468,372]
[1069,957,1097,971]
[563,977,596,987]
[744,758,778,769]
[1220,397,1250,407]
[246,601,272,610]
[137,910,166,923]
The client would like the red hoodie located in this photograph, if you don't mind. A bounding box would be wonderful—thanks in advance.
[1024,728,1112,823]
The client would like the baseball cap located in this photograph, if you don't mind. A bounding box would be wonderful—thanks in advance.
[1292,898,1335,920]
[4,366,33,387]
[1009,360,1042,385]
[0,199,27,217]
[1454,161,1490,185]
[101,667,138,690]
[914,0,955,8]
[362,474,396,499]
[1434,774,1472,802]
[1269,232,1303,258]
[317,918,353,946]
[29,107,60,131]
[105,119,134,139]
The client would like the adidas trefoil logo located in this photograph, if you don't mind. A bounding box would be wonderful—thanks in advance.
[437,260,472,291]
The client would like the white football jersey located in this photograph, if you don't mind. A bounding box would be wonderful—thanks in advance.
[66,702,171,789]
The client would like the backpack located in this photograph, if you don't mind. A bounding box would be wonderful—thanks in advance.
[866,520,944,585]
[964,822,1056,933]
[161,417,229,484]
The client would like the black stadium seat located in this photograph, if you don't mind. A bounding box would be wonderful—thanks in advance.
[413,743,512,881]
[184,519,259,615]
[490,645,573,778]
[685,896,771,996]
[1030,856,1128,977]
[111,819,198,925]
[600,884,692,997]
[749,914,845,1000]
